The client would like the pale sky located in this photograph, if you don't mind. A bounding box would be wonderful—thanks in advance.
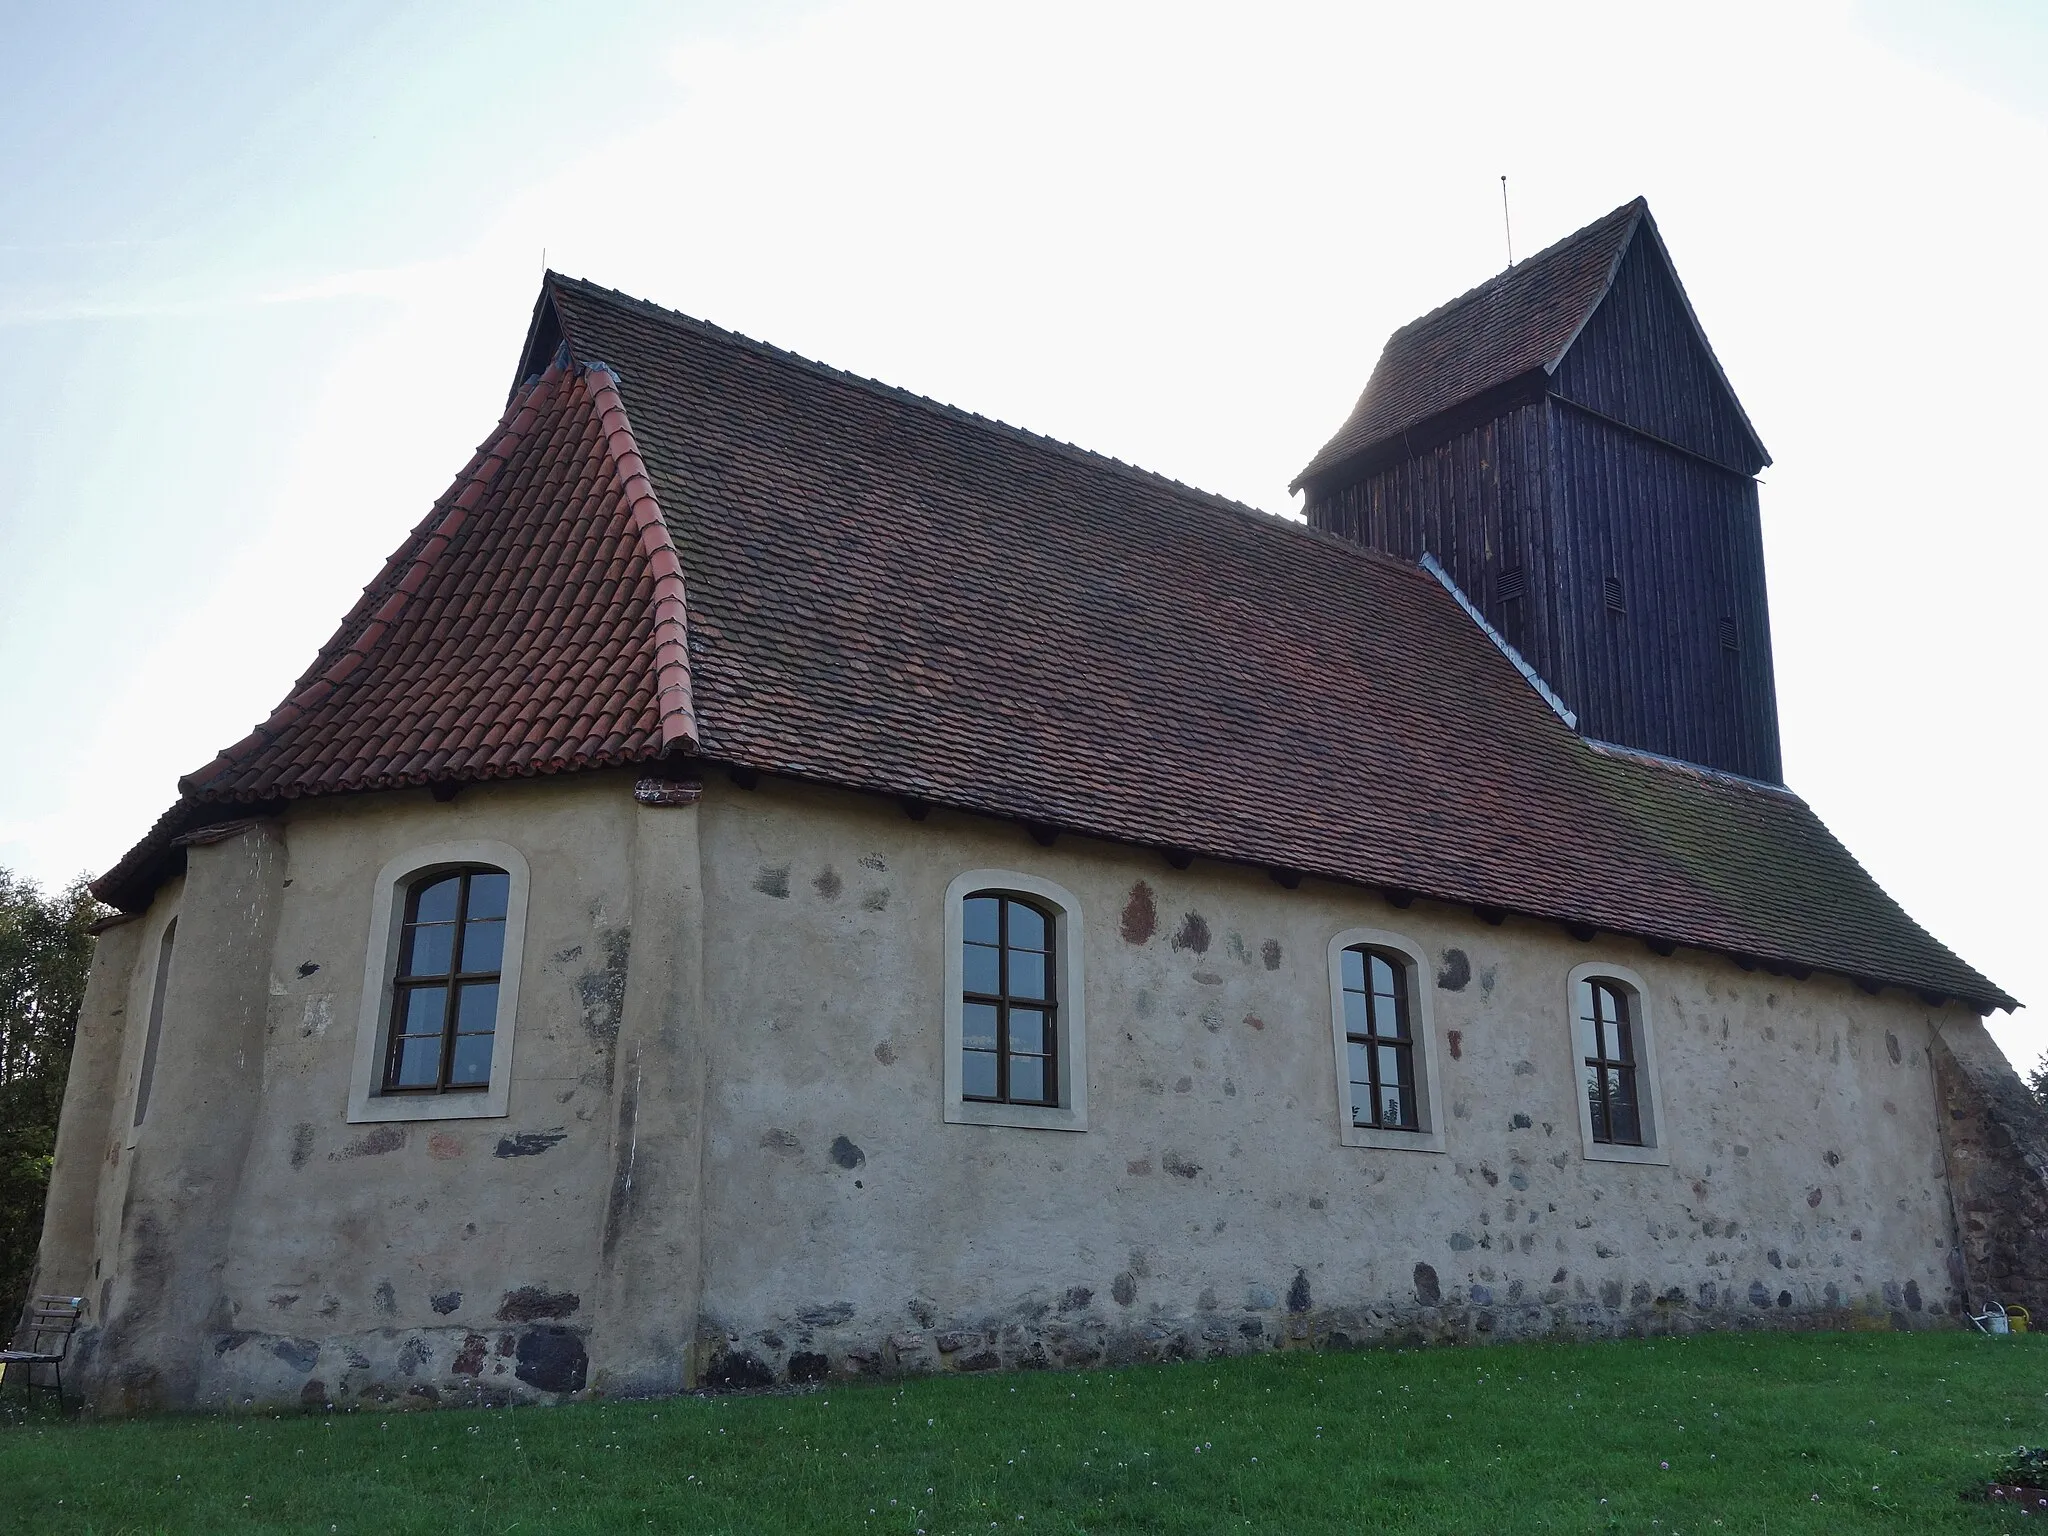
[2,1,2041,1064]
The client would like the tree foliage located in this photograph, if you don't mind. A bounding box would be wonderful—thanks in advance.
[0,870,104,1331]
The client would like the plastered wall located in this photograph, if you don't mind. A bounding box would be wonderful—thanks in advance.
[689,777,1963,1383]
[39,769,1987,1411]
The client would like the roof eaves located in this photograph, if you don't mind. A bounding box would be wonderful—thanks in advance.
[683,750,2018,1016]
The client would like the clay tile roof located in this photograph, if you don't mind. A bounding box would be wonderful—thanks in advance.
[92,358,696,905]
[96,271,2012,1012]
[1291,198,1767,491]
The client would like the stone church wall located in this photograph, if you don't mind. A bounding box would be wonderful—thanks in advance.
[33,770,2001,1412]
[688,777,1965,1383]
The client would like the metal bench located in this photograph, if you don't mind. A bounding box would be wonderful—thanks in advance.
[1,1295,85,1412]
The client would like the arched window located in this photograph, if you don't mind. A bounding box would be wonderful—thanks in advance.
[1326,928,1443,1152]
[348,840,530,1124]
[1341,945,1416,1131]
[383,867,510,1094]
[1578,976,1640,1146]
[960,892,1057,1107]
[1566,963,1666,1165]
[943,870,1087,1132]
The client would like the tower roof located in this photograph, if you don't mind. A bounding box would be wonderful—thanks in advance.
[1292,198,1769,491]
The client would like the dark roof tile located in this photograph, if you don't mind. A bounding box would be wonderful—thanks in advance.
[1294,198,1645,489]
[95,271,2011,1012]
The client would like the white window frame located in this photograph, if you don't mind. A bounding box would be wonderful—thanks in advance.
[1327,927,1445,1153]
[347,840,531,1124]
[943,869,1087,1132]
[1566,960,1669,1166]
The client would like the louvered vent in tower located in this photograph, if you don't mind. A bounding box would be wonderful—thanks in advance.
[1604,575,1626,614]
[1719,616,1739,651]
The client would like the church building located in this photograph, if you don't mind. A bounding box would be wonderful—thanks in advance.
[34,199,2036,1413]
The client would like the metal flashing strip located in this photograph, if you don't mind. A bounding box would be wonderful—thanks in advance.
[1582,738,1798,798]
[1420,551,1577,729]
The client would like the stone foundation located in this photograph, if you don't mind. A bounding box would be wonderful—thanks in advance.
[694,1275,1945,1392]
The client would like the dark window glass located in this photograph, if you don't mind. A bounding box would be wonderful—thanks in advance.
[1580,979,1644,1146]
[1008,949,1048,1001]
[404,916,456,977]
[402,985,448,1036]
[396,1036,442,1088]
[466,871,510,920]
[960,892,1058,1107]
[1342,946,1416,1131]
[963,941,1001,996]
[383,867,511,1095]
[963,896,1001,945]
[415,876,461,924]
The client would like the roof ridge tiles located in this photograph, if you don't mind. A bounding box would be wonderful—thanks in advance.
[1381,197,1644,348]
[578,359,698,752]
[552,272,1465,600]
[545,273,1293,527]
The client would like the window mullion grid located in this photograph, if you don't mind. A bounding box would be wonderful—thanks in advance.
[1352,966,1416,1132]
[1364,985,1386,1125]
[1041,948,1057,1109]
[995,899,1011,1104]
[1611,994,1640,1145]
[435,872,471,1092]
[384,985,412,1089]
[1388,975,1414,1130]
[1585,991,1644,1146]
[1586,1004,1607,1141]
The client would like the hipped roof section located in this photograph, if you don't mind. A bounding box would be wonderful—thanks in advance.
[96,271,2011,1011]
[94,356,696,907]
[1291,197,1770,491]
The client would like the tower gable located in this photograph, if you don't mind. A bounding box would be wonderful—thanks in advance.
[1550,223,1768,475]
[1301,199,1782,783]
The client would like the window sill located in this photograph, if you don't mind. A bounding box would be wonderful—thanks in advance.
[1581,1140,1669,1167]
[346,1088,510,1125]
[1340,1124,1445,1154]
[946,1099,1087,1133]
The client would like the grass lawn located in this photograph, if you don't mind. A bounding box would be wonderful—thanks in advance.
[2,1330,2044,1533]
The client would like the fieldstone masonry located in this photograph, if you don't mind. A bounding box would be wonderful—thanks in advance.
[30,773,2024,1412]
[1931,1022,2048,1316]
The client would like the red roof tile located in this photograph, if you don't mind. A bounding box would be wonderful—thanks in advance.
[95,274,2012,1013]
[176,357,694,804]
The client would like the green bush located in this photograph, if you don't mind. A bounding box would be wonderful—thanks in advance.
[0,870,104,1330]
